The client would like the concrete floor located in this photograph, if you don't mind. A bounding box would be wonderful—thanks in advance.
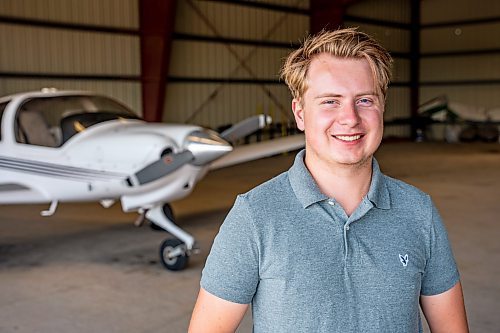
[0,142,499,332]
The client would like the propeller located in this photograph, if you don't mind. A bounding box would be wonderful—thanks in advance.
[128,151,195,186]
[127,114,271,186]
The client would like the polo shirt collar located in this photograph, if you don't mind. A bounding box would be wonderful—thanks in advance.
[366,158,391,210]
[288,150,391,210]
[289,150,328,208]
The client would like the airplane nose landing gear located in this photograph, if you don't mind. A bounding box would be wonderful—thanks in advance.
[144,204,197,271]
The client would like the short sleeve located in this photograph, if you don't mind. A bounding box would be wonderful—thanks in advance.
[421,202,460,295]
[200,194,260,304]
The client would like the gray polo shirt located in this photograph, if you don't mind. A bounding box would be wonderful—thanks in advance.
[201,150,459,333]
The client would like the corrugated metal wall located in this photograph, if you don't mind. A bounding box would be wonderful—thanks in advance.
[0,24,139,75]
[421,0,499,23]
[0,0,142,114]
[344,0,410,23]
[165,0,309,130]
[420,0,500,111]
[0,0,137,26]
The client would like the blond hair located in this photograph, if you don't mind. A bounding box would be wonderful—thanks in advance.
[281,27,393,102]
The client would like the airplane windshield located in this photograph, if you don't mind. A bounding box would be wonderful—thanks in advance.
[15,95,140,147]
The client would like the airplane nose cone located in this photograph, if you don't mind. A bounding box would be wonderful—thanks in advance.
[184,129,233,166]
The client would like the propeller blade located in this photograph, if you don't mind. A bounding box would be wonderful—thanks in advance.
[220,114,272,143]
[129,151,194,186]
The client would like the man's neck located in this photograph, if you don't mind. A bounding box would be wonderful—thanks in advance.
[305,155,373,217]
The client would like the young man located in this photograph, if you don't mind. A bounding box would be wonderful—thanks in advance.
[189,28,468,333]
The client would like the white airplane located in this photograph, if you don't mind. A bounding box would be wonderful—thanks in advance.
[417,95,500,142]
[0,89,305,270]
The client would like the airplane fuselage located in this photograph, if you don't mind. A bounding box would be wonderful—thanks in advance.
[0,90,228,212]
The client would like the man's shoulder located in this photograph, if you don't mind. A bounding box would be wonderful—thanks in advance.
[383,174,431,206]
[242,170,291,199]
[225,171,296,232]
[236,170,294,212]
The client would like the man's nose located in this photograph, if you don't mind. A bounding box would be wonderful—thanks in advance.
[338,103,361,127]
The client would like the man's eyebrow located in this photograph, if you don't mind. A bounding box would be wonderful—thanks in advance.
[314,93,343,99]
[314,91,378,99]
[356,91,377,97]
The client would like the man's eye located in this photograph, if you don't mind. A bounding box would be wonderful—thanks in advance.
[322,100,339,105]
[357,98,373,106]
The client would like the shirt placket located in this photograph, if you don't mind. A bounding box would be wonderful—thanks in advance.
[321,198,349,261]
[323,198,374,262]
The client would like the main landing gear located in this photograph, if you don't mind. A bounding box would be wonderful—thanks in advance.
[142,203,198,271]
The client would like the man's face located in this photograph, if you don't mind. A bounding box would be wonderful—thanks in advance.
[292,54,384,171]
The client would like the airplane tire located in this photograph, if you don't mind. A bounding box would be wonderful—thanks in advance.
[160,238,189,271]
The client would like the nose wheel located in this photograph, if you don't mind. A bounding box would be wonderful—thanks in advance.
[144,204,196,271]
[160,238,189,271]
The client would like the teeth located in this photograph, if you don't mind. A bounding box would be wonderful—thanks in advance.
[336,135,361,142]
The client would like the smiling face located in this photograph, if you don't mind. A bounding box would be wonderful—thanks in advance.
[292,54,384,172]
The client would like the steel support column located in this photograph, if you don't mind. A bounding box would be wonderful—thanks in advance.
[410,0,420,139]
[139,0,177,122]
[310,0,359,34]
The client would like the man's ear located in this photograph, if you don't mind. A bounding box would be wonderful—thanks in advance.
[292,98,305,131]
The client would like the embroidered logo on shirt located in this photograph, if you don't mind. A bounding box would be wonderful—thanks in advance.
[399,254,409,267]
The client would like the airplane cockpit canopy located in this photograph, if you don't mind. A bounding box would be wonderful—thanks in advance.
[15,95,140,147]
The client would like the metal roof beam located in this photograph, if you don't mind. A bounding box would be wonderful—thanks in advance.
[139,0,177,122]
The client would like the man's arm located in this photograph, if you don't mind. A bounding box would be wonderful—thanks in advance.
[420,281,469,333]
[189,288,249,333]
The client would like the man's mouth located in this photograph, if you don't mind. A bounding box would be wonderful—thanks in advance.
[333,134,363,142]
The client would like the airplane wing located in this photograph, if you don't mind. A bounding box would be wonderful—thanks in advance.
[210,134,305,170]
[220,115,272,143]
[448,101,489,122]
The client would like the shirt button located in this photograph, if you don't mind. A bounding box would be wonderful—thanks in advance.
[328,199,335,206]
[345,225,350,231]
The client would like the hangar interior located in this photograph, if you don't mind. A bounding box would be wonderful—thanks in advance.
[0,1,499,333]
[1,0,499,141]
